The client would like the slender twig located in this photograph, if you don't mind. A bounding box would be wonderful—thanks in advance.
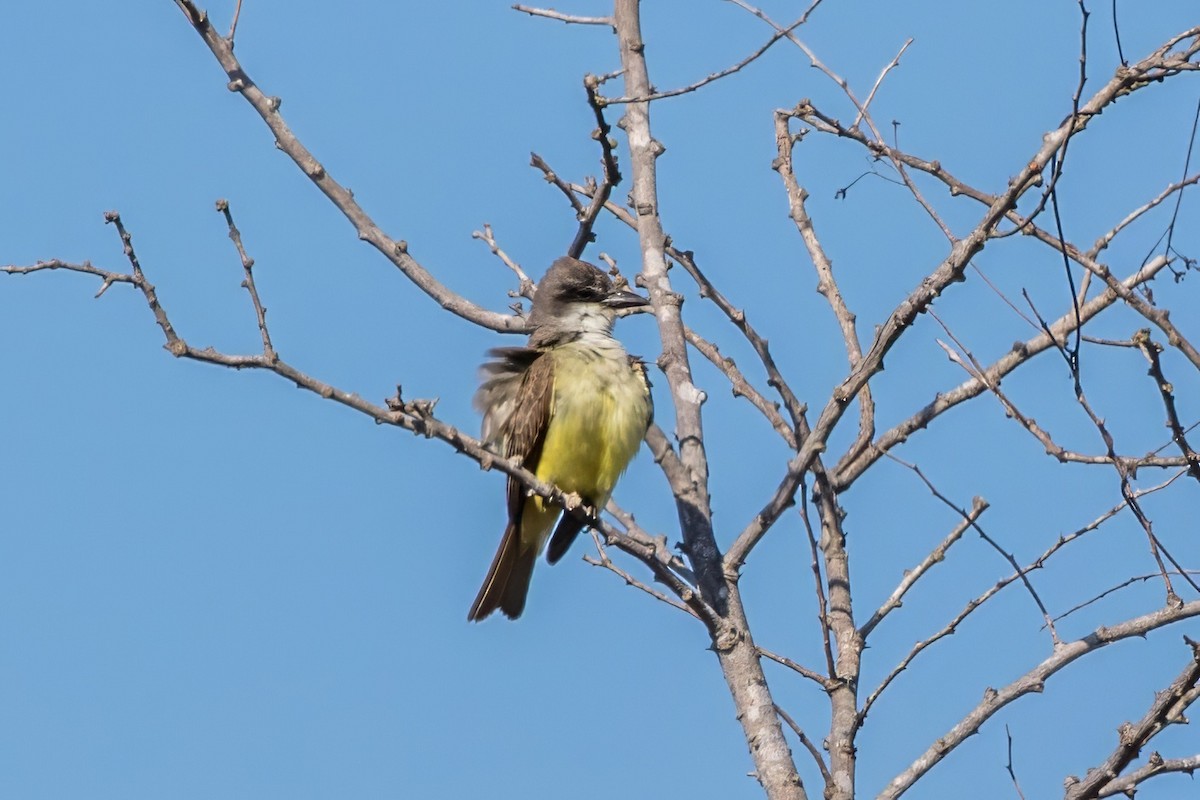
[215,199,275,361]
[584,532,698,618]
[1147,96,1200,277]
[1111,0,1126,66]
[858,472,1183,729]
[859,497,988,638]
[2,258,135,299]
[1074,382,1193,601]
[933,329,1187,471]
[602,0,824,104]
[851,38,913,131]
[737,2,953,239]
[797,483,836,679]
[227,0,243,41]
[512,5,613,26]
[773,109,873,461]
[1135,330,1200,482]
[774,704,834,787]
[1053,566,1196,624]
[530,152,587,215]
[888,447,1059,644]
[1090,172,1200,258]
[685,326,797,448]
[832,256,1170,489]
[1004,726,1028,800]
[567,78,622,259]
[472,224,535,300]
[756,645,834,689]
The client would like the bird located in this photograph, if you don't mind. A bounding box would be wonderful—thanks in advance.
[468,256,653,621]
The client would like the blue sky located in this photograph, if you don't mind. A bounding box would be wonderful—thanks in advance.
[2,2,1199,798]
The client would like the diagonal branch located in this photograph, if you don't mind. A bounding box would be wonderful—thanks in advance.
[857,472,1183,730]
[602,0,824,104]
[1135,331,1200,482]
[859,497,987,639]
[773,108,873,463]
[1066,637,1200,799]
[512,4,613,26]
[172,0,518,333]
[567,78,623,259]
[879,602,1200,799]
[831,256,1169,489]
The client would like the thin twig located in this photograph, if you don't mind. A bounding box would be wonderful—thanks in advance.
[1004,725,1028,800]
[831,256,1170,489]
[859,472,1184,730]
[1052,566,1196,624]
[567,78,622,259]
[685,326,797,448]
[797,482,836,679]
[887,447,1059,645]
[738,3,954,240]
[1136,330,1200,482]
[512,4,613,26]
[215,199,275,361]
[602,0,824,104]
[585,532,699,618]
[859,496,988,638]
[472,223,535,300]
[227,0,243,41]
[851,38,913,131]
[774,704,834,787]
[756,645,833,689]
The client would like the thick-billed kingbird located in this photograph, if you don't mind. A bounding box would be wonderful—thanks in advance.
[468,257,653,621]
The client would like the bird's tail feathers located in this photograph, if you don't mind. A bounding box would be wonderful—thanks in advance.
[468,522,537,621]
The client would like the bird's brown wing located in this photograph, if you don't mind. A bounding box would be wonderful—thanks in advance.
[474,346,542,450]
[503,351,556,523]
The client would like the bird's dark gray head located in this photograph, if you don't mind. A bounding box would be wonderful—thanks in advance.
[527,257,648,343]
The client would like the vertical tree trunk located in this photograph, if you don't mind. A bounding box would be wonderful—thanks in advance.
[612,3,809,798]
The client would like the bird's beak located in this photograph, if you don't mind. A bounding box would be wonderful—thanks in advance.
[603,288,651,310]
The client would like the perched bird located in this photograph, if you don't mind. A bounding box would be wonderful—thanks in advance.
[468,256,653,621]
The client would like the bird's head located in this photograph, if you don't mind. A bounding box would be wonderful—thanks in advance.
[528,257,649,342]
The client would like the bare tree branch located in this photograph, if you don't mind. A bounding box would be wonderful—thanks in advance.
[512,4,614,27]
[171,0,519,333]
[602,0,824,104]
[859,497,988,639]
[879,602,1200,799]
[613,5,804,799]
[775,704,834,790]
[1136,330,1200,482]
[215,199,275,360]
[1066,637,1200,799]
[831,256,1170,489]
[1092,754,1200,797]
[858,472,1184,730]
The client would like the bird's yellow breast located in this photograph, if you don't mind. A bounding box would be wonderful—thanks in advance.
[536,341,650,504]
